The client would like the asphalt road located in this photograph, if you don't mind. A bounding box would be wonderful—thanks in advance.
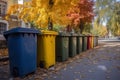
[45,42,120,80]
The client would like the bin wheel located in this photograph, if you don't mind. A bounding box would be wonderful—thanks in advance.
[13,67,18,77]
[40,61,44,68]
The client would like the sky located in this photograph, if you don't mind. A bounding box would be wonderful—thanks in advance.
[18,0,23,4]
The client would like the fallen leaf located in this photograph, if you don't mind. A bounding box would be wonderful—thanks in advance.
[53,76,57,78]
[116,66,120,70]
[106,76,110,79]
[106,70,111,74]
[88,70,93,73]
[42,74,47,77]
[70,66,73,69]
[80,74,86,78]
[63,68,67,71]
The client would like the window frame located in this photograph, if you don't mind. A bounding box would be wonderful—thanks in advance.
[0,1,7,17]
[0,20,8,35]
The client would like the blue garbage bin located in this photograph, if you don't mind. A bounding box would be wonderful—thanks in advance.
[4,27,39,77]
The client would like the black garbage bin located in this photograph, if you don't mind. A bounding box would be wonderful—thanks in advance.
[4,27,39,77]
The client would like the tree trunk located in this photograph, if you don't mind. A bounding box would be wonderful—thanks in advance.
[48,17,53,30]
[66,25,72,32]
[48,0,54,30]
[79,21,84,34]
[48,21,53,30]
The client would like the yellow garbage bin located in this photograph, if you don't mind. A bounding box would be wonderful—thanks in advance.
[37,31,58,69]
[91,36,94,48]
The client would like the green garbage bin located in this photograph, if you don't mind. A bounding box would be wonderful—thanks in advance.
[94,36,96,47]
[94,36,98,47]
[77,34,83,54]
[56,33,70,62]
[96,36,98,46]
[69,34,77,57]
[82,35,87,51]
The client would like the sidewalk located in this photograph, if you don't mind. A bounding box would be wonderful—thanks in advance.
[0,42,120,80]
[44,42,120,80]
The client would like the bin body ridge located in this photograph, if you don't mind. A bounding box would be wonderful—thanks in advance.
[69,35,77,57]
[77,36,83,54]
[82,36,87,51]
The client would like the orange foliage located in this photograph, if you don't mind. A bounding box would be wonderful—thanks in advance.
[67,0,94,26]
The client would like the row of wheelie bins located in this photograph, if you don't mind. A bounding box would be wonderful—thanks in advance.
[4,27,98,77]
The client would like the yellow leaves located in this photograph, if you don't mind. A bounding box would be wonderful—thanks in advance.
[23,2,31,8]
[92,25,108,37]
[31,0,49,8]
[5,14,10,20]
[51,13,70,26]
[99,27,107,36]
[7,0,78,29]
[40,15,48,25]
[31,0,37,7]
[70,0,78,6]
[54,0,62,6]
[6,4,23,21]
[7,4,22,15]
[35,19,48,28]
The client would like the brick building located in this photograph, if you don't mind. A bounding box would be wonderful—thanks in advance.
[0,0,31,34]
[0,0,8,35]
[0,0,30,39]
[7,0,31,29]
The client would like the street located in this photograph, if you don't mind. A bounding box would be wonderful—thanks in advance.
[0,41,120,80]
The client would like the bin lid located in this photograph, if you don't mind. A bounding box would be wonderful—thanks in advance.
[94,35,99,37]
[70,33,78,36]
[81,34,90,37]
[4,27,40,35]
[58,32,70,37]
[77,34,84,37]
[41,30,58,35]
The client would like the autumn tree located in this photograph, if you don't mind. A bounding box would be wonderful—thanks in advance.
[94,0,120,36]
[91,23,108,37]
[110,2,120,36]
[67,0,94,33]
[6,0,78,30]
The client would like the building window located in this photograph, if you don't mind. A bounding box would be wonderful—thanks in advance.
[0,1,7,16]
[0,22,7,35]
[0,4,1,15]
